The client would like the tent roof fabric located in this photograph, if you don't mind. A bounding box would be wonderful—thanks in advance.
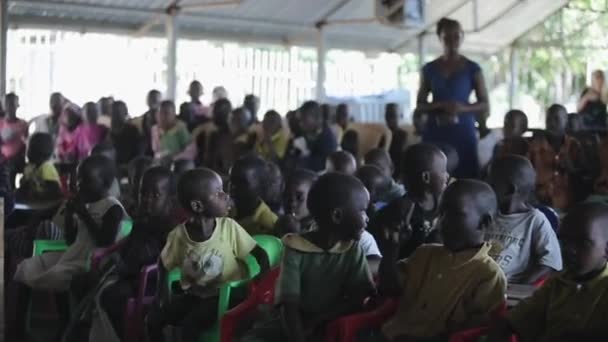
[7,0,568,54]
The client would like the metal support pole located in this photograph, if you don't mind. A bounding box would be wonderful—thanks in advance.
[166,13,178,101]
[315,27,326,102]
[417,33,426,70]
[0,0,8,100]
[508,46,519,109]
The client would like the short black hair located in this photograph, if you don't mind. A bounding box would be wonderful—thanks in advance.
[28,132,54,161]
[328,150,357,173]
[232,154,268,191]
[300,100,321,119]
[364,148,393,173]
[91,141,116,161]
[385,102,398,113]
[263,110,282,124]
[80,154,116,190]
[172,158,195,175]
[177,167,219,210]
[490,155,536,195]
[5,92,18,103]
[402,143,444,179]
[148,89,161,97]
[160,100,176,112]
[286,168,318,187]
[142,166,175,195]
[307,172,367,222]
[444,179,497,216]
[437,17,462,36]
[355,165,387,194]
[547,103,567,117]
[505,109,528,130]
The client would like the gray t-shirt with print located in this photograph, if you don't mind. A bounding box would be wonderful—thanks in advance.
[484,208,562,283]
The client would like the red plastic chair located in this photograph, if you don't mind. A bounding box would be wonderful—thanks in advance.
[448,302,516,342]
[124,264,159,342]
[220,267,281,342]
[89,239,127,271]
[325,297,399,342]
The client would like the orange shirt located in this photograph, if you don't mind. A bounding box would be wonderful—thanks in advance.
[528,135,581,210]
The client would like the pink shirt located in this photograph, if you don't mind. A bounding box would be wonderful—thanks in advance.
[75,123,107,160]
[56,125,80,163]
[0,118,28,159]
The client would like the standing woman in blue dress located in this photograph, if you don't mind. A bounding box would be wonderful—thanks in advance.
[416,18,489,178]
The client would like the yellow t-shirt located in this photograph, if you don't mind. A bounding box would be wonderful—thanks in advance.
[382,243,506,339]
[508,264,608,342]
[255,129,290,160]
[236,201,278,236]
[23,160,60,194]
[160,217,257,294]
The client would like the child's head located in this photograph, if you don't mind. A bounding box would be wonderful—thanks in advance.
[286,110,301,136]
[178,168,230,217]
[77,154,116,202]
[567,113,583,134]
[27,132,54,165]
[139,166,175,218]
[147,89,162,111]
[298,101,322,135]
[172,159,195,179]
[355,165,387,204]
[560,203,608,277]
[62,104,82,131]
[5,93,19,119]
[262,161,284,210]
[83,101,99,124]
[229,155,267,212]
[401,144,448,197]
[488,155,535,214]
[307,172,370,241]
[436,143,459,176]
[128,156,154,197]
[384,103,401,131]
[212,98,232,129]
[157,100,177,130]
[262,110,283,137]
[336,103,349,128]
[243,94,260,117]
[229,107,251,136]
[283,168,318,220]
[188,80,203,100]
[212,86,228,102]
[439,179,497,252]
[413,109,429,134]
[503,109,528,138]
[326,150,357,175]
[90,142,117,164]
[546,104,568,136]
[363,148,393,180]
[111,100,129,127]
[50,92,65,117]
[99,97,114,116]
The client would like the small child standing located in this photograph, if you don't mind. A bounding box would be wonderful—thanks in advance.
[275,168,318,235]
[16,132,62,201]
[379,180,507,341]
[485,155,562,284]
[230,155,278,235]
[76,101,108,160]
[489,203,608,342]
[145,168,269,342]
[326,150,357,175]
[370,144,448,259]
[13,154,128,340]
[529,104,584,211]
[241,172,376,342]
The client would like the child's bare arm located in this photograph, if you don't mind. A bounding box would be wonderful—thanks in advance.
[378,231,402,296]
[250,245,270,276]
[280,302,306,342]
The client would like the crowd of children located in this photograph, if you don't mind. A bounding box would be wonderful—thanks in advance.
[4,75,608,342]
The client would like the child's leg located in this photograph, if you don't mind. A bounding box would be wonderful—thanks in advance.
[12,282,32,339]
[179,296,219,342]
[55,291,71,342]
[99,280,135,340]
[145,293,206,342]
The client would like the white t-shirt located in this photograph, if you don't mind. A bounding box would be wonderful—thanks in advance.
[477,129,503,171]
[484,208,562,283]
[359,230,382,258]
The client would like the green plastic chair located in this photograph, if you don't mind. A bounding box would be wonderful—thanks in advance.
[117,219,133,240]
[253,234,283,268]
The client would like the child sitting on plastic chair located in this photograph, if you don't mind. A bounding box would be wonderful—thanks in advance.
[13,154,129,341]
[241,172,376,342]
[377,180,506,342]
[145,168,269,342]
[488,203,608,342]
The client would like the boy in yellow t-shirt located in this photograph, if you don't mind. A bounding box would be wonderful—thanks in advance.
[379,180,507,341]
[145,168,270,342]
[16,132,61,201]
[230,155,278,235]
[489,203,608,342]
